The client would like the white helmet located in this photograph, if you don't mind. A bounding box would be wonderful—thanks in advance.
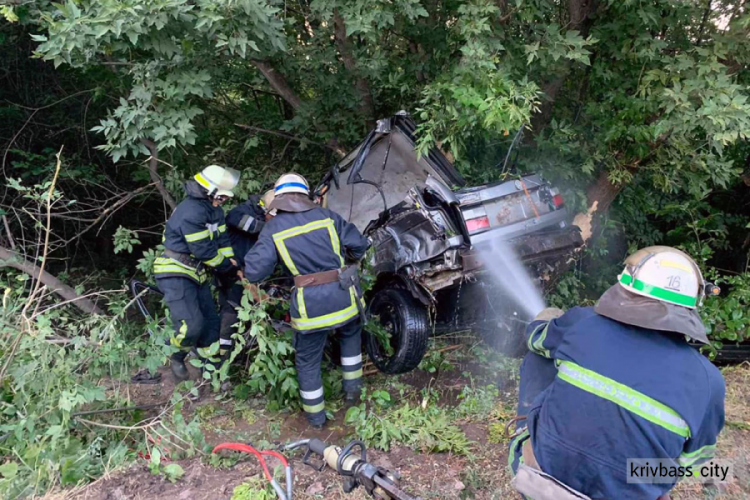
[274,173,309,196]
[618,246,707,309]
[194,165,240,198]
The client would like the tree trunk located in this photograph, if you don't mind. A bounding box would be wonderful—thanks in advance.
[250,60,304,110]
[0,246,105,315]
[141,139,176,211]
[572,169,625,245]
[333,9,376,125]
[250,60,347,158]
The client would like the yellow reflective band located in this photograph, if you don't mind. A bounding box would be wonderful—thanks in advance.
[273,218,335,240]
[194,172,211,189]
[219,224,227,233]
[297,287,308,319]
[508,428,530,474]
[219,246,234,257]
[327,224,344,267]
[185,229,210,242]
[659,260,693,273]
[292,288,359,331]
[275,239,299,275]
[171,320,188,347]
[302,402,325,414]
[204,252,225,267]
[678,444,716,466]
[557,361,690,438]
[342,368,362,380]
[273,218,341,277]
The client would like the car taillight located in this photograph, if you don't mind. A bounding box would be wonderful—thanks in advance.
[552,194,564,208]
[465,216,490,232]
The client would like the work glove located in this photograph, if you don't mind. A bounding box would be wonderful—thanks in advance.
[216,262,241,289]
[534,307,564,322]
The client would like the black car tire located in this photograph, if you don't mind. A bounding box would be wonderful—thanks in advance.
[365,288,430,374]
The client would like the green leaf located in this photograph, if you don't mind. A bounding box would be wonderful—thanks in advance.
[0,462,18,479]
[162,463,184,483]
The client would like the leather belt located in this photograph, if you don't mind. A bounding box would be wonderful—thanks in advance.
[293,268,342,288]
[163,248,201,269]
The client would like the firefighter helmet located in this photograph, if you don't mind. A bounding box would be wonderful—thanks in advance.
[260,189,276,213]
[618,246,706,309]
[194,165,240,198]
[274,173,309,196]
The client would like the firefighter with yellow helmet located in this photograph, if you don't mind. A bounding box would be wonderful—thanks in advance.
[509,246,725,500]
[154,165,241,382]
[217,189,276,361]
[243,173,370,428]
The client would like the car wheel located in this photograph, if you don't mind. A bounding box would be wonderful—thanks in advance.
[477,318,529,358]
[365,288,430,374]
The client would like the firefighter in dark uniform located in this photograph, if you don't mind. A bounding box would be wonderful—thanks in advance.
[153,165,241,382]
[509,247,724,500]
[243,174,370,428]
[217,189,275,359]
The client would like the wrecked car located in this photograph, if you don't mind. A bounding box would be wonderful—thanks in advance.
[317,112,583,374]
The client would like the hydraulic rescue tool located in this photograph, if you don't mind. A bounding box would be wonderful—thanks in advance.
[284,438,420,500]
[212,439,419,500]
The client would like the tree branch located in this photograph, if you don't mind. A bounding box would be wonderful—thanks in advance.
[141,139,176,211]
[333,9,376,125]
[250,60,347,158]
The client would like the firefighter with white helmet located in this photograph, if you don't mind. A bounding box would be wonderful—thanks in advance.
[509,246,725,500]
[243,173,370,429]
[154,165,241,382]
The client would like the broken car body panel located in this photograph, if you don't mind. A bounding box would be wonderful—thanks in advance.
[321,113,582,306]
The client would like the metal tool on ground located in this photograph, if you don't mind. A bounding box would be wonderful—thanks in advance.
[213,442,293,500]
[284,438,420,500]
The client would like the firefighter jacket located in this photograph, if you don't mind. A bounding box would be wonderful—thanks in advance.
[225,195,265,267]
[517,306,725,500]
[154,180,235,283]
[243,205,370,333]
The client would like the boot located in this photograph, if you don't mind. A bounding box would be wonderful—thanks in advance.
[344,391,360,404]
[170,352,190,383]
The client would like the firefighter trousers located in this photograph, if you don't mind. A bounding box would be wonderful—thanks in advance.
[294,318,363,425]
[218,282,244,359]
[509,351,558,475]
[157,277,220,358]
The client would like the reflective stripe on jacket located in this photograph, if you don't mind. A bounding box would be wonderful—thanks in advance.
[243,205,369,333]
[154,180,234,283]
[523,306,725,500]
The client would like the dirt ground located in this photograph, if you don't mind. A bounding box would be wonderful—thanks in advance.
[52,350,750,500]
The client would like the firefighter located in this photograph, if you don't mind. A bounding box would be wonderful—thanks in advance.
[217,189,275,360]
[509,246,725,500]
[243,174,370,429]
[153,165,241,382]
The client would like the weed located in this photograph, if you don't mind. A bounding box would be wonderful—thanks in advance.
[345,402,471,455]
[231,477,276,500]
[453,384,500,421]
[148,448,185,483]
[419,345,453,374]
[487,423,508,444]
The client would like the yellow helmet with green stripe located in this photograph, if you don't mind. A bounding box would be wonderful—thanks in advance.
[619,246,705,309]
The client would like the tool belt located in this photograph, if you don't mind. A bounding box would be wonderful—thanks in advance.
[163,248,203,271]
[293,268,342,288]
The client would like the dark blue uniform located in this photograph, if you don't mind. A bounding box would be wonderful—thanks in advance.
[510,307,725,500]
[217,195,266,356]
[154,181,236,353]
[244,203,369,424]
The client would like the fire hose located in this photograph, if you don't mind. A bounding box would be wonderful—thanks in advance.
[213,439,420,500]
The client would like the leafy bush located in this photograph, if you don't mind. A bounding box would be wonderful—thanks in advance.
[0,277,201,498]
[231,478,276,500]
[452,384,500,421]
[345,402,471,455]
